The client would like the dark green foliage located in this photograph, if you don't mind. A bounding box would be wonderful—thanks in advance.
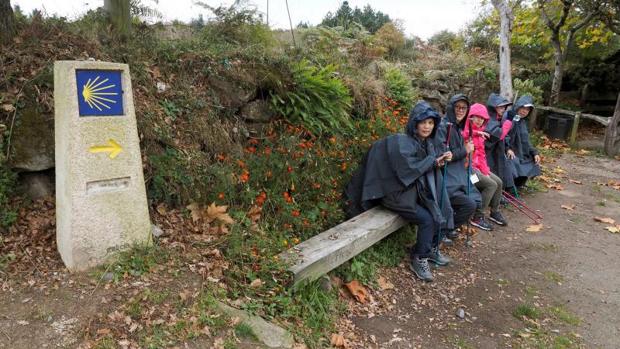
[270,60,353,135]
[384,67,414,111]
[0,139,16,230]
[321,2,391,34]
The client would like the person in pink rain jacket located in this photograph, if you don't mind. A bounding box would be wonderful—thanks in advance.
[462,103,508,230]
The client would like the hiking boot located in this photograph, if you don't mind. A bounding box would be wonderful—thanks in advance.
[446,230,459,239]
[488,211,508,226]
[441,235,453,246]
[409,257,434,282]
[429,247,451,266]
[470,214,493,231]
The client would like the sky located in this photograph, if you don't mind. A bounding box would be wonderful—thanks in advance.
[11,0,484,39]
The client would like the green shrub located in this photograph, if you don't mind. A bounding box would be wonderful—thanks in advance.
[384,67,414,111]
[270,60,353,134]
[0,139,17,231]
[514,78,544,104]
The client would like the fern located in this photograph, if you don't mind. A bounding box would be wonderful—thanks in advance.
[271,60,353,134]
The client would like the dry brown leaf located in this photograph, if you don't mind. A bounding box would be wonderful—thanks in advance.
[345,280,369,303]
[186,202,202,222]
[1,104,15,112]
[156,203,168,215]
[377,276,394,290]
[569,179,582,185]
[247,205,262,224]
[606,225,620,234]
[330,333,347,348]
[594,217,616,225]
[574,149,590,155]
[249,278,263,288]
[561,204,575,210]
[546,184,564,191]
[206,202,234,225]
[526,224,543,232]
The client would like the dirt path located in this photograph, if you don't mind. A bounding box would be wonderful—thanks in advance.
[339,153,620,349]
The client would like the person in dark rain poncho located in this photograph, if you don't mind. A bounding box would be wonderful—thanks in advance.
[343,101,453,282]
[484,93,516,190]
[504,95,541,189]
[433,94,478,241]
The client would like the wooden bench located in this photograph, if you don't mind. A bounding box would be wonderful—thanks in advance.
[279,207,407,287]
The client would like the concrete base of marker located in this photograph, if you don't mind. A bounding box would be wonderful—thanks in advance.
[54,60,151,271]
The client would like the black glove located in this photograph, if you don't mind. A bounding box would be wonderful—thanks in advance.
[505,111,515,121]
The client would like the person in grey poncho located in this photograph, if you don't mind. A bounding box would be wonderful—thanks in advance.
[485,93,516,191]
[343,101,453,282]
[433,94,479,241]
[504,95,541,189]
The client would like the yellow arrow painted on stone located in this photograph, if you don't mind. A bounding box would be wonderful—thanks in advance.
[89,139,123,159]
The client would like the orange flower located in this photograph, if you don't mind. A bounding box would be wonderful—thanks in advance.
[245,146,257,154]
[328,136,337,144]
[239,169,250,183]
[255,191,267,206]
[283,191,293,203]
[237,159,246,168]
[218,192,225,200]
[340,162,348,171]
[287,166,293,173]
[292,210,300,217]
[248,139,259,145]
[216,154,227,162]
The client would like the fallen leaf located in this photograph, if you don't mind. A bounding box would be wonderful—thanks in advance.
[186,202,202,222]
[156,203,168,215]
[561,204,575,210]
[574,149,590,155]
[1,104,15,112]
[377,276,394,290]
[249,278,263,288]
[206,202,234,225]
[569,179,582,185]
[330,333,347,348]
[526,224,543,232]
[594,217,616,225]
[546,184,564,191]
[96,328,111,335]
[345,280,369,303]
[606,225,620,234]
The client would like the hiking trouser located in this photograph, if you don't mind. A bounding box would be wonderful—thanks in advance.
[514,176,528,188]
[475,171,503,213]
[449,192,476,228]
[380,188,437,259]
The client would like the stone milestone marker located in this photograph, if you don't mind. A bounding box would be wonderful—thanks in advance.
[54,61,150,271]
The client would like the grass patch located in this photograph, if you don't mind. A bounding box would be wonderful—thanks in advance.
[453,337,476,349]
[544,271,564,283]
[96,243,170,282]
[548,306,580,326]
[234,322,257,340]
[513,303,541,320]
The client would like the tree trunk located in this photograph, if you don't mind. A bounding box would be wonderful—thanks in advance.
[604,92,620,156]
[104,0,131,37]
[492,0,514,100]
[549,34,563,105]
[0,0,15,45]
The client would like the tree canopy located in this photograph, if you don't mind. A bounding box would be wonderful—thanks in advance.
[320,2,391,34]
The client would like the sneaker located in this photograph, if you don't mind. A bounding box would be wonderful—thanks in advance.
[488,211,508,226]
[441,235,453,246]
[470,214,493,231]
[409,257,434,282]
[429,247,451,266]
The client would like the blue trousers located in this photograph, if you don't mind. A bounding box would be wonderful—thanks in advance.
[381,188,437,259]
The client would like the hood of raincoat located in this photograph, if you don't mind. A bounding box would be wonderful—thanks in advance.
[463,103,490,134]
[486,93,512,120]
[445,94,470,127]
[513,95,535,112]
[406,101,442,139]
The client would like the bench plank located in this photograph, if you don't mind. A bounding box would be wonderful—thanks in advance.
[280,207,407,286]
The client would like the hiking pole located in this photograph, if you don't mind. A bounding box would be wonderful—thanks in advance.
[503,190,542,220]
[465,120,474,247]
[435,122,452,251]
[502,192,541,223]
